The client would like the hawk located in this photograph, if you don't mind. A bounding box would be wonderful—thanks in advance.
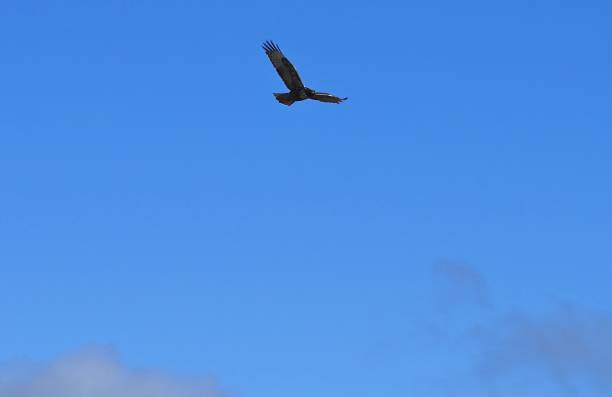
[262,41,348,106]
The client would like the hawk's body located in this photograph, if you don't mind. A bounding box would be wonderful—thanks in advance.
[262,41,347,106]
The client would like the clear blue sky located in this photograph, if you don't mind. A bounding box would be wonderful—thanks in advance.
[1,1,611,396]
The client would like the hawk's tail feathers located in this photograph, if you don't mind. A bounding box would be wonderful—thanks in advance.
[273,93,295,106]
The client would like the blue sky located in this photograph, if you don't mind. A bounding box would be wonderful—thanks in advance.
[1,1,611,396]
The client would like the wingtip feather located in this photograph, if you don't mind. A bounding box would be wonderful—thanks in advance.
[262,40,282,54]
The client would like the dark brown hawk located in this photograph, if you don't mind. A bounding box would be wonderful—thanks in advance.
[262,41,348,106]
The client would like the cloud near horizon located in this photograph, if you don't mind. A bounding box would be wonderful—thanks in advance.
[0,348,225,397]
[431,261,612,395]
[478,305,612,392]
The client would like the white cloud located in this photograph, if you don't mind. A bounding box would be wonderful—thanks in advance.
[0,348,226,397]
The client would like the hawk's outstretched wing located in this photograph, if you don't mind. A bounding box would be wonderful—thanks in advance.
[262,41,304,91]
[311,92,348,104]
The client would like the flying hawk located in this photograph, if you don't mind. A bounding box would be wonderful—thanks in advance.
[262,41,348,106]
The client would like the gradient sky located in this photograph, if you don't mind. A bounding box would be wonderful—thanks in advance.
[1,1,611,396]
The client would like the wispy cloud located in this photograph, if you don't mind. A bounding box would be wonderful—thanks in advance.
[429,262,612,395]
[0,348,226,397]
[478,305,612,393]
[432,260,491,309]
